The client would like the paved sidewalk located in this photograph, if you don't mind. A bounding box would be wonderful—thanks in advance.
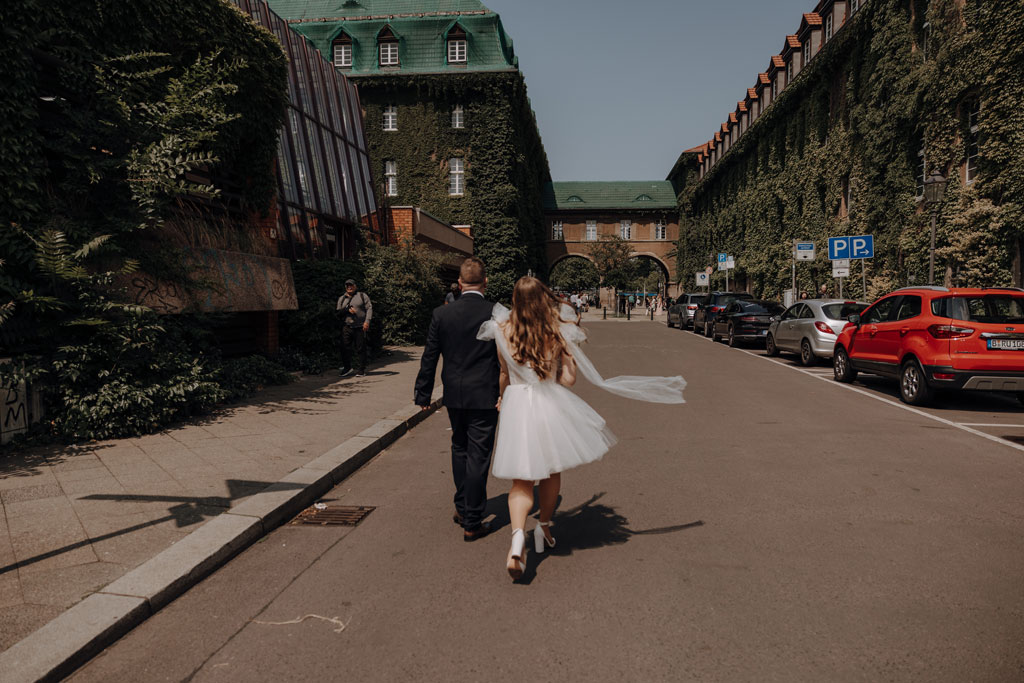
[0,346,427,653]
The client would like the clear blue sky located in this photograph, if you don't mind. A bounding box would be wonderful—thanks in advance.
[484,0,816,182]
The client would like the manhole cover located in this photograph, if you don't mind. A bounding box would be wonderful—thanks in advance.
[290,505,375,526]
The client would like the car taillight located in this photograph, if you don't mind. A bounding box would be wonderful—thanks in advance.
[687,305,697,310]
[711,306,723,312]
[740,316,758,322]
[814,321,834,334]
[927,324,975,339]
[933,372,956,380]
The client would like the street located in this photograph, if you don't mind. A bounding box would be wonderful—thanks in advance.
[72,320,1024,682]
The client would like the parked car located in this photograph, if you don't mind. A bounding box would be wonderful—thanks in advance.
[693,291,754,337]
[667,292,702,329]
[833,286,1024,405]
[712,299,785,346]
[767,299,869,365]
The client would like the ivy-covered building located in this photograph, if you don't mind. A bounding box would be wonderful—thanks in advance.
[672,0,1024,299]
[265,0,551,299]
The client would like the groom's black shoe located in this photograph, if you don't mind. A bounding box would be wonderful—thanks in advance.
[463,522,493,542]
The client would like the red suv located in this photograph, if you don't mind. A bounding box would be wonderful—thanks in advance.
[833,286,1024,405]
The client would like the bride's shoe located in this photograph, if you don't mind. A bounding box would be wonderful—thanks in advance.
[506,529,526,580]
[534,521,555,553]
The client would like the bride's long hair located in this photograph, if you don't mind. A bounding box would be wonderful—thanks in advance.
[506,277,577,381]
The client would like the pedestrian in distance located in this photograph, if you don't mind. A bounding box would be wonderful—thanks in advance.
[477,276,686,580]
[800,290,809,300]
[337,278,372,377]
[819,283,829,298]
[414,257,500,542]
[444,282,460,305]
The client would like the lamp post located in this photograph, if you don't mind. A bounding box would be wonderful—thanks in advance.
[923,170,947,285]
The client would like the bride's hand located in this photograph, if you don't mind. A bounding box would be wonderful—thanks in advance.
[495,397,503,412]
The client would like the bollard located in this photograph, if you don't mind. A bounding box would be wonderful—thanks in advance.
[603,307,607,320]
[627,306,631,321]
[650,308,654,321]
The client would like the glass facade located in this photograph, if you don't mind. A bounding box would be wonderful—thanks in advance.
[232,0,378,260]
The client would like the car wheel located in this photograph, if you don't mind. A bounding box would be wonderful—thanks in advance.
[1017,392,1024,407]
[693,319,702,334]
[766,333,779,357]
[833,347,858,383]
[728,325,738,347]
[899,359,934,406]
[667,318,674,328]
[800,339,817,367]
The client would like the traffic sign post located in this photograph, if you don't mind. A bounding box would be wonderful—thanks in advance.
[829,235,874,298]
[695,272,709,288]
[791,240,814,300]
[717,254,735,290]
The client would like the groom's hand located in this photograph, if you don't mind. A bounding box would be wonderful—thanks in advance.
[418,404,430,411]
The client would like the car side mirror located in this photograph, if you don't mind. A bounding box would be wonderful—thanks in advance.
[769,316,778,323]
[848,313,861,326]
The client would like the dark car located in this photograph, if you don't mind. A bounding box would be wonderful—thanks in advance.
[692,291,754,337]
[713,299,785,347]
[667,292,702,329]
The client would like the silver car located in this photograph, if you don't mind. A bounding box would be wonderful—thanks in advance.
[766,299,869,365]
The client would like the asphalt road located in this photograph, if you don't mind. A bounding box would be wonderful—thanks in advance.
[73,320,1024,682]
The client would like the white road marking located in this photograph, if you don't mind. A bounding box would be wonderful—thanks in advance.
[718,344,1024,455]
[957,423,1024,428]
[252,613,349,633]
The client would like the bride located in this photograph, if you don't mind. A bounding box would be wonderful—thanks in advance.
[478,277,685,580]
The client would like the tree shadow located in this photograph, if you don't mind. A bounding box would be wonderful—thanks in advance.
[0,478,291,576]
[517,492,704,585]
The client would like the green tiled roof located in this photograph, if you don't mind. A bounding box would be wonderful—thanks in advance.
[264,0,518,75]
[542,182,678,211]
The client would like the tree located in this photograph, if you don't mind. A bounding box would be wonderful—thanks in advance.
[549,257,599,292]
[587,235,636,291]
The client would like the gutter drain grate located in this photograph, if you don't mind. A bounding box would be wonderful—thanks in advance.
[290,505,375,526]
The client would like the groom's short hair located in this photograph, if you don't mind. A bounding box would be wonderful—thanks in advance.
[459,257,486,285]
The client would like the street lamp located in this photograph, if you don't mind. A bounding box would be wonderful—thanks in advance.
[923,170,947,285]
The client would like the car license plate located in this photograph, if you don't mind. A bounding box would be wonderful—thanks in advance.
[988,338,1024,350]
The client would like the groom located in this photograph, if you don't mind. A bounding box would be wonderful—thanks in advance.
[415,257,500,542]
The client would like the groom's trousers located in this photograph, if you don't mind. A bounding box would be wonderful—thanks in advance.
[446,407,498,531]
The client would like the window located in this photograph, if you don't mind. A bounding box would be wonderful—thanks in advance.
[333,38,352,68]
[771,78,778,100]
[803,39,811,65]
[851,0,859,12]
[922,22,931,60]
[786,60,793,83]
[654,220,667,240]
[915,146,926,198]
[894,296,922,321]
[447,39,467,63]
[551,221,563,240]
[449,157,464,196]
[619,220,632,240]
[966,101,979,185]
[863,297,897,324]
[585,220,597,241]
[379,40,399,66]
[843,175,854,215]
[382,105,397,131]
[452,104,464,129]
[825,14,834,41]
[384,160,397,196]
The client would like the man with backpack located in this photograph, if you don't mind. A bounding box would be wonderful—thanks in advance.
[337,278,372,377]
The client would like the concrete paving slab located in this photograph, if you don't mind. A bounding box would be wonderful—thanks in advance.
[0,574,22,610]
[51,456,105,474]
[98,513,263,610]
[0,469,57,493]
[227,467,333,530]
[0,593,149,682]
[0,485,64,506]
[302,435,377,473]
[19,562,125,608]
[0,604,63,653]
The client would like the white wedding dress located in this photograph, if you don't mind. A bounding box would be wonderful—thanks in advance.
[477,304,686,481]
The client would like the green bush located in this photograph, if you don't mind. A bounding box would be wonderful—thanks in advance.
[362,240,446,346]
[216,354,294,403]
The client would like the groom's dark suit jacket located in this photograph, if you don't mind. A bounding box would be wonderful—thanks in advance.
[414,292,499,408]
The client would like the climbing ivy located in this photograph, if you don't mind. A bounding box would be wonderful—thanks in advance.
[675,0,1024,300]
[356,72,551,302]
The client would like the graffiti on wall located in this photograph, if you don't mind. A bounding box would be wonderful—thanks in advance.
[122,248,298,314]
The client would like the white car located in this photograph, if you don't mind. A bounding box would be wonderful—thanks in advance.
[766,299,869,365]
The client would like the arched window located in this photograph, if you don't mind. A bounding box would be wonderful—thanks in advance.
[332,32,352,68]
[447,25,467,64]
[378,26,399,66]
[566,195,583,203]
[634,194,653,202]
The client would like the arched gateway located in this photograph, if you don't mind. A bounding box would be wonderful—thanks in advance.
[542,181,682,300]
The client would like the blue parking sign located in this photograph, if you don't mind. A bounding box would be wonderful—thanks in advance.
[718,253,727,263]
[851,235,874,259]
[827,237,850,261]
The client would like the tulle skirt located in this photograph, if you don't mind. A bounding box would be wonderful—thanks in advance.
[491,381,617,481]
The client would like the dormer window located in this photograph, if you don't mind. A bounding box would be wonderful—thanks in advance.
[825,14,834,41]
[447,25,467,64]
[771,78,779,99]
[786,60,793,83]
[566,195,583,203]
[803,39,811,64]
[332,33,353,68]
[635,194,652,202]
[378,26,399,66]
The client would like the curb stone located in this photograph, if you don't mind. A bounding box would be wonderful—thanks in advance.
[0,388,444,683]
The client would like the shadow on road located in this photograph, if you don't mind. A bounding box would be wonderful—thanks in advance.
[515,492,704,584]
